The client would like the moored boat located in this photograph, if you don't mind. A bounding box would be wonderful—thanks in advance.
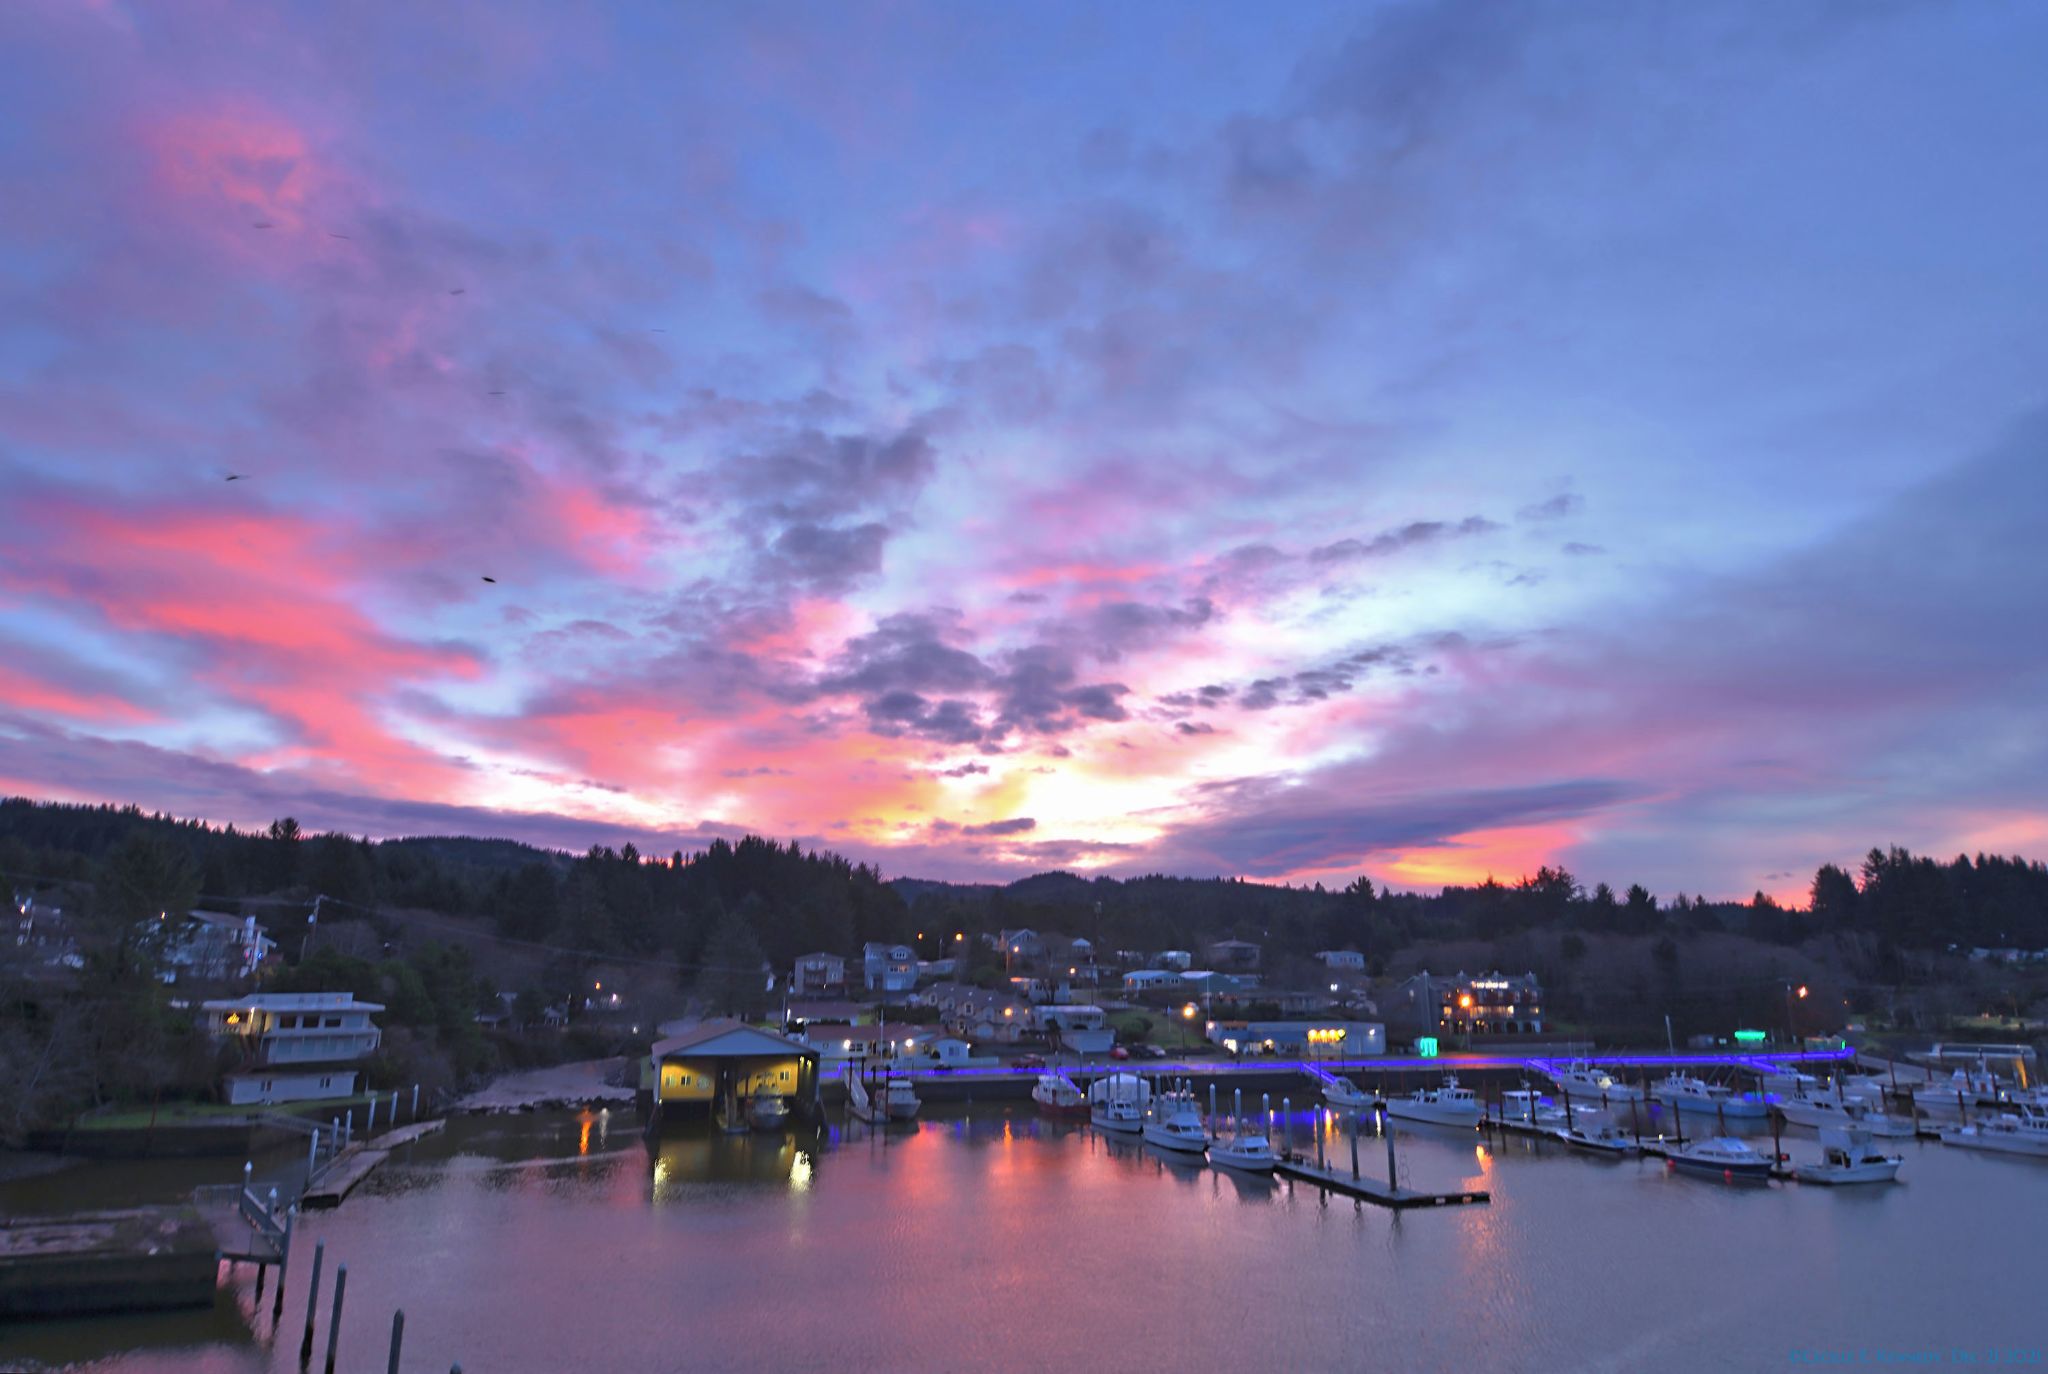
[1142,1080,1210,1155]
[882,1076,921,1121]
[1386,1074,1481,1127]
[1774,1088,1914,1138]
[1499,1085,1566,1128]
[1322,1075,1380,1114]
[1666,1136,1776,1182]
[1543,1059,1646,1104]
[1940,1110,2048,1158]
[1554,1119,1639,1156]
[1089,1072,1151,1135]
[748,1094,789,1131]
[1653,1072,1769,1120]
[1209,1090,1276,1173]
[1032,1073,1089,1118]
[1794,1127,1902,1185]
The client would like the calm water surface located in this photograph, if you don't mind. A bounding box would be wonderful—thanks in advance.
[3,1106,2043,1373]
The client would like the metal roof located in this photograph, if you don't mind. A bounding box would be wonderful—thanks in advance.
[651,1019,816,1060]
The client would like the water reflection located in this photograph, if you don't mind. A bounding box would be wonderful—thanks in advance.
[647,1125,823,1200]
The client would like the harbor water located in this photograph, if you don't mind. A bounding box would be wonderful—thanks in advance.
[3,1106,2043,1372]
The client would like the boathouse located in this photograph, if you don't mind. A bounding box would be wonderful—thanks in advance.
[643,1020,820,1125]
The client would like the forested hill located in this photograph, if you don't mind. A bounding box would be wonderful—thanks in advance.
[5,797,2047,970]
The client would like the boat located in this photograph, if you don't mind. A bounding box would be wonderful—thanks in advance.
[1499,1085,1566,1128]
[846,1072,879,1124]
[882,1075,921,1122]
[1758,1067,1820,1098]
[1940,1110,2048,1158]
[1774,1088,1914,1138]
[1665,1136,1776,1182]
[1913,1065,2010,1116]
[1032,1073,1089,1119]
[1141,1080,1210,1155]
[1322,1075,1380,1114]
[1554,1119,1639,1156]
[748,1094,789,1131]
[1653,1072,1769,1120]
[1385,1074,1481,1127]
[1208,1089,1276,1173]
[1543,1059,1645,1104]
[1794,1127,1902,1185]
[1089,1072,1151,1135]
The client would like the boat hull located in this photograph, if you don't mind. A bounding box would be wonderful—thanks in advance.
[1209,1142,1276,1172]
[1385,1103,1480,1127]
[1795,1161,1901,1185]
[1141,1125,1209,1154]
[1667,1155,1774,1181]
[1556,1130,1637,1156]
[1091,1111,1143,1134]
[1940,1128,2048,1157]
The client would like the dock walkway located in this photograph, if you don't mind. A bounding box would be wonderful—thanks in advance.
[300,1119,445,1210]
[1272,1150,1490,1208]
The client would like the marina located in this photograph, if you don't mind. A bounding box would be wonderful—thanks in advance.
[5,1099,2043,1373]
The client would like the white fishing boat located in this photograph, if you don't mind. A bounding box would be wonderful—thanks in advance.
[1089,1072,1151,1135]
[1142,1080,1210,1155]
[1554,1119,1639,1156]
[1940,1110,2048,1158]
[1758,1067,1820,1098]
[1032,1073,1088,1119]
[1543,1059,1645,1103]
[1386,1074,1481,1127]
[748,1093,789,1130]
[1322,1075,1379,1114]
[1794,1126,1902,1185]
[882,1075,921,1121]
[1774,1088,1914,1138]
[1913,1065,2008,1116]
[1208,1089,1276,1173]
[1666,1136,1776,1182]
[1500,1086,1566,1128]
[1653,1072,1769,1120]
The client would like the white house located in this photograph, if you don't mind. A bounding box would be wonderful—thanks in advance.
[1315,949,1367,971]
[201,991,382,1105]
[862,943,917,994]
[1036,1004,1113,1054]
[1155,950,1194,971]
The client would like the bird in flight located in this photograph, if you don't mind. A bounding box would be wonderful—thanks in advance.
[327,232,352,240]
[487,390,506,397]
[224,474,249,482]
[481,576,498,584]
[449,288,467,296]
[252,222,274,229]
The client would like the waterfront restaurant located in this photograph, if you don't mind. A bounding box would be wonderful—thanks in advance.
[644,1019,820,1126]
[1391,969,1545,1036]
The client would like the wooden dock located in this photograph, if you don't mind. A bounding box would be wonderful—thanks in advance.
[300,1119,445,1210]
[1273,1152,1490,1208]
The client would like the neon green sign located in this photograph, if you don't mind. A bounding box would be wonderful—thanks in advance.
[1416,1037,1439,1058]
[1733,1029,1767,1044]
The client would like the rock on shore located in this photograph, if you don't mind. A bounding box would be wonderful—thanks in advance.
[454,1058,637,1114]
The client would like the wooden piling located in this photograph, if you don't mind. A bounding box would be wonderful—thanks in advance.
[272,1210,293,1321]
[323,1264,347,1374]
[299,1239,325,1363]
[388,1309,405,1374]
[1349,1111,1360,1181]
[1382,1108,1398,1189]
[1562,1087,1575,1130]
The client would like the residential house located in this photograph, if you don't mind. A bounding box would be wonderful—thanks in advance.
[1206,939,1262,971]
[1122,969,1184,995]
[201,991,382,1104]
[1315,949,1367,971]
[862,942,917,994]
[1035,1003,1113,1054]
[164,909,276,983]
[1154,949,1194,971]
[792,951,847,995]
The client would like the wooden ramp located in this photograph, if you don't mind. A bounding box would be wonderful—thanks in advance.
[1274,1153,1490,1208]
[300,1120,445,1210]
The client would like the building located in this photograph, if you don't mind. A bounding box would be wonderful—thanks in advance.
[1315,949,1366,971]
[1206,1020,1386,1057]
[862,942,917,994]
[1035,1004,1113,1054]
[164,910,276,983]
[928,984,1032,1044]
[644,1019,819,1124]
[1154,949,1194,971]
[1123,969,1184,995]
[1390,969,1545,1036]
[201,991,383,1104]
[1206,939,1262,971]
[792,951,847,995]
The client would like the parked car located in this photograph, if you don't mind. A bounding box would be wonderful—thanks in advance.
[1136,1044,1167,1059]
[1108,1046,1130,1060]
[1013,1053,1046,1069]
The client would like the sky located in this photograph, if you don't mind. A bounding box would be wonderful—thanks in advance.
[2,1,2046,900]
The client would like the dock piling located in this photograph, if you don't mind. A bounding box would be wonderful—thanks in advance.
[388,1309,405,1374]
[412,1084,421,1120]
[307,1129,320,1178]
[367,1096,377,1135]
[1382,1107,1398,1189]
[322,1264,347,1374]
[299,1240,324,1364]
[1348,1111,1360,1180]
[272,1209,294,1321]
[1281,1097,1291,1154]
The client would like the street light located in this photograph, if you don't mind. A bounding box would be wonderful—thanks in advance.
[1181,1001,1197,1052]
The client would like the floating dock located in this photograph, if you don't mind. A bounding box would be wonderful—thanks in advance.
[1273,1151,1490,1208]
[0,1209,220,1319]
[299,1119,445,1209]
